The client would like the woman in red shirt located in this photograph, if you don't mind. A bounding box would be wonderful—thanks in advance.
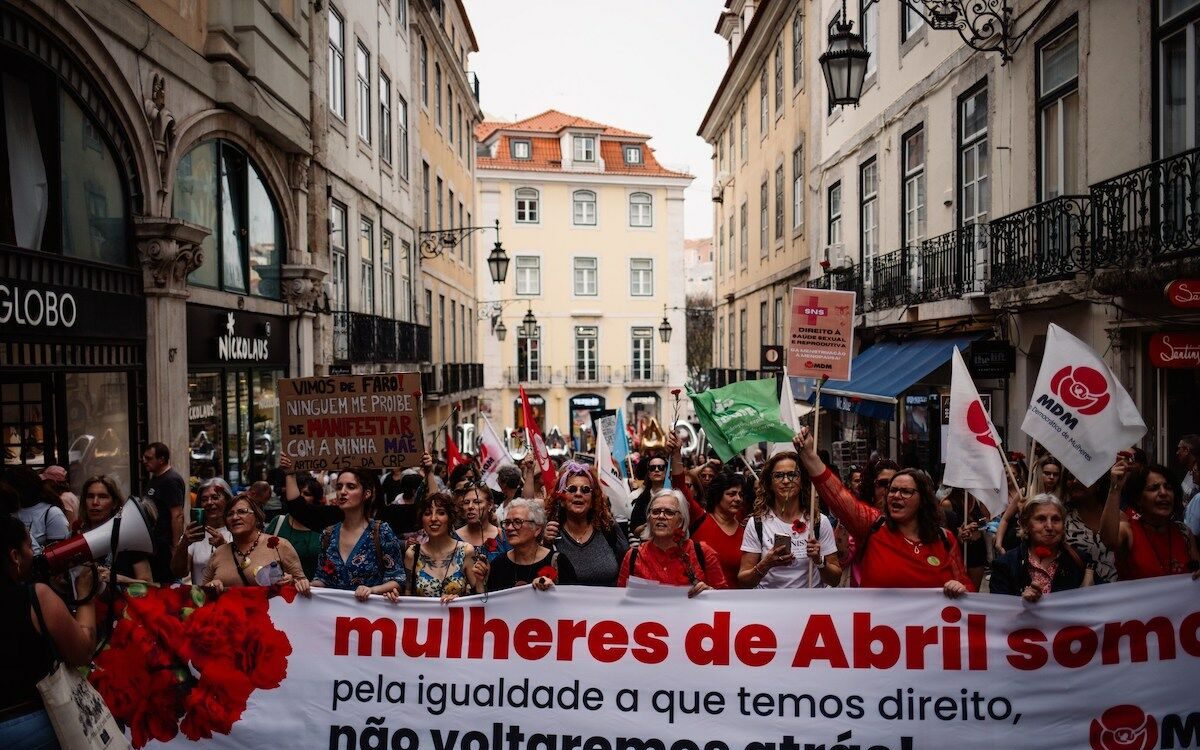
[690,472,747,587]
[792,427,973,596]
[1105,463,1199,579]
[618,489,727,595]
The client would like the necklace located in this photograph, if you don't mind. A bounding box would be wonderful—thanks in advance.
[900,534,923,555]
[233,532,262,570]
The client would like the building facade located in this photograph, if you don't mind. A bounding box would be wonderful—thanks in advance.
[700,0,818,388]
[1,0,320,493]
[474,110,692,453]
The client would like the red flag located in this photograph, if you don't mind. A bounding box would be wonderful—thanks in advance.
[445,429,468,476]
[520,385,557,494]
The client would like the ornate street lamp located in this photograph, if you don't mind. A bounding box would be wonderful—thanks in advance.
[658,305,673,343]
[819,13,870,107]
[486,240,510,285]
[494,320,507,341]
[519,306,538,338]
[419,219,510,284]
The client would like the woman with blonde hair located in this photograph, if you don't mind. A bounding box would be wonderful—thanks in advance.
[738,450,840,589]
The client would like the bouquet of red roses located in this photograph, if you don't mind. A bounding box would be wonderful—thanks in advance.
[88,583,295,748]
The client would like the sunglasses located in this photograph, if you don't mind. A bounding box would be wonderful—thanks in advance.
[875,479,892,489]
[565,484,593,494]
[772,471,799,481]
[648,464,667,471]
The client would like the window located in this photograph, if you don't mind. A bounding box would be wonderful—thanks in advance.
[450,302,457,360]
[827,182,842,247]
[759,67,769,135]
[356,42,370,142]
[1160,5,1200,156]
[328,8,346,118]
[774,166,785,240]
[515,256,540,295]
[629,192,653,227]
[574,257,598,295]
[774,42,784,111]
[419,38,428,106]
[174,140,283,298]
[425,288,432,328]
[727,125,734,165]
[792,11,803,86]
[630,258,653,296]
[631,328,653,381]
[902,127,926,245]
[511,139,532,159]
[447,86,454,142]
[792,146,804,229]
[575,326,598,381]
[740,100,748,158]
[624,145,642,165]
[421,161,430,227]
[382,230,395,318]
[399,238,412,319]
[515,188,539,223]
[573,190,597,225]
[738,308,748,368]
[397,0,406,26]
[517,324,542,382]
[457,202,464,259]
[398,95,409,178]
[759,180,769,256]
[448,189,455,233]
[717,316,725,366]
[457,104,464,156]
[573,136,596,162]
[465,211,473,267]
[959,85,989,225]
[727,312,735,367]
[438,294,445,360]
[718,223,725,277]
[379,72,392,163]
[861,0,878,77]
[902,6,925,40]
[330,201,348,310]
[1037,25,1080,198]
[436,177,443,231]
[434,63,442,127]
[860,159,878,264]
[759,301,769,352]
[774,297,784,345]
[359,218,374,313]
[739,201,749,264]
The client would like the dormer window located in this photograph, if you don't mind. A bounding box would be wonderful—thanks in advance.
[623,145,643,165]
[573,135,596,162]
[511,139,532,159]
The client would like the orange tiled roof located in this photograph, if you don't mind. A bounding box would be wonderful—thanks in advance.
[475,109,650,142]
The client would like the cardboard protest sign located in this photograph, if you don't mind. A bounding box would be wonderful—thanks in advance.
[280,373,423,471]
[786,287,856,380]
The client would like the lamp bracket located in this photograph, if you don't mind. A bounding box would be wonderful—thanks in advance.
[419,219,502,260]
[859,0,1057,63]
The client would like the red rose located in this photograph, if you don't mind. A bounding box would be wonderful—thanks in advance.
[1089,705,1158,750]
[536,565,558,583]
[1050,365,1111,416]
[180,662,254,740]
[234,621,293,689]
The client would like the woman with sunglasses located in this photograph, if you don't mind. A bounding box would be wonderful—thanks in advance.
[171,477,233,583]
[202,494,309,593]
[738,451,840,589]
[629,454,672,534]
[489,498,576,591]
[793,427,973,596]
[542,463,628,586]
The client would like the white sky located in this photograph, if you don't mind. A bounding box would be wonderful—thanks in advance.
[462,0,728,240]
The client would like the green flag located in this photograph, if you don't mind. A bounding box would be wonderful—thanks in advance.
[688,379,795,462]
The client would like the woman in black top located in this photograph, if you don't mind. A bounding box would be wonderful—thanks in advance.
[0,492,99,748]
[489,498,575,591]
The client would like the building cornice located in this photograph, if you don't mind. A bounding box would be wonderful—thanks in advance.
[477,170,693,189]
[698,0,792,140]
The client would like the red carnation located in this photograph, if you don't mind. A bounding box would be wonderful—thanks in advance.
[671,388,682,397]
[235,620,293,689]
[536,565,558,583]
[180,661,254,741]
[1033,545,1055,559]
[180,596,248,669]
[792,520,808,536]
[485,537,499,553]
[672,528,685,544]
[266,535,280,549]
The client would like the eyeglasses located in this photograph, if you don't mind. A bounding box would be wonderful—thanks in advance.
[226,508,256,517]
[501,518,537,529]
[648,464,667,471]
[565,484,593,495]
[772,471,799,481]
[648,507,680,517]
[887,487,918,499]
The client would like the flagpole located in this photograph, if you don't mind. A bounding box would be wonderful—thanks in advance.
[1026,438,1039,498]
[963,493,969,568]
[808,377,823,587]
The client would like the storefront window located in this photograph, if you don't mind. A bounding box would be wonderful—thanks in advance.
[59,92,128,266]
[188,369,282,490]
[2,380,49,469]
[64,372,131,496]
[627,393,661,437]
[514,397,545,434]
[188,374,224,480]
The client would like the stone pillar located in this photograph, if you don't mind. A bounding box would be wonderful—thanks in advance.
[280,263,325,378]
[135,216,209,476]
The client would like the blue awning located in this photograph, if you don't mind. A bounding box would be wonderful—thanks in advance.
[790,334,984,421]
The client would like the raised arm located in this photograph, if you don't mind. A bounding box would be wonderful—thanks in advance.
[792,427,880,539]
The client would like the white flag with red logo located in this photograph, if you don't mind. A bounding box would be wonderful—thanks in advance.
[1020,324,1147,487]
[944,347,1006,515]
[594,420,631,521]
[521,386,558,495]
[478,415,515,492]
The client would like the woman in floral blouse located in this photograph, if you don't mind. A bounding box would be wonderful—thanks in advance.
[311,469,406,601]
[404,492,482,602]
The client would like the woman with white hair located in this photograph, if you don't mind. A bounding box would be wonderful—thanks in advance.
[488,498,576,591]
[990,493,1094,602]
[617,488,727,596]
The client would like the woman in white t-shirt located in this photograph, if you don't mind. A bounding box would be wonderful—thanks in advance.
[738,451,841,589]
[170,477,233,583]
[9,466,70,555]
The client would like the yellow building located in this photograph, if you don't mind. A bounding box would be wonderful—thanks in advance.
[411,0,485,445]
[474,111,692,451]
[698,0,815,385]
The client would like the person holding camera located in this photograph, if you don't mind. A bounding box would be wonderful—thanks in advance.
[170,477,233,584]
[738,450,840,589]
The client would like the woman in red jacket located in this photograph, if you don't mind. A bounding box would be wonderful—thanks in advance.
[618,489,727,596]
[792,427,973,596]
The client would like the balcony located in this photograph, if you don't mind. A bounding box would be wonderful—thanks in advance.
[467,71,480,102]
[1091,146,1200,266]
[915,224,983,302]
[987,195,1090,290]
[623,365,668,385]
[865,247,913,311]
[436,363,483,395]
[332,312,431,365]
[566,365,611,385]
[809,264,865,313]
[504,366,551,387]
[707,368,766,389]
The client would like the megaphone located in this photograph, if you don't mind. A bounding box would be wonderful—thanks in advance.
[40,497,156,575]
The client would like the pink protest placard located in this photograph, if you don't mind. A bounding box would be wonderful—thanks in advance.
[786,287,856,380]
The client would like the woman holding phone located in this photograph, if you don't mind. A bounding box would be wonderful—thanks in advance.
[738,451,840,589]
[171,477,233,583]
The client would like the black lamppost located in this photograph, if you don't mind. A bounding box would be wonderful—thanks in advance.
[658,305,673,343]
[820,13,870,107]
[519,306,538,338]
[419,219,510,284]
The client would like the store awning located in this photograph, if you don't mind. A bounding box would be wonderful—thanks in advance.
[791,333,984,421]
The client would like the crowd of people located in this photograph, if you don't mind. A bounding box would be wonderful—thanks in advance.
[2,431,1199,745]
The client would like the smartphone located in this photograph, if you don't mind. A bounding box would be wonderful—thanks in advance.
[190,507,205,526]
[773,533,792,552]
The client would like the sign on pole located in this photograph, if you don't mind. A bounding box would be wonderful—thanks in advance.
[786,287,856,380]
[760,344,784,375]
[279,372,423,471]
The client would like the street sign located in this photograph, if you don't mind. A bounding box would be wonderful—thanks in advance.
[760,344,784,374]
[786,287,856,380]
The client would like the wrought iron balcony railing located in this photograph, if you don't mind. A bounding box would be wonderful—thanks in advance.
[438,363,483,395]
[866,247,913,311]
[707,368,765,389]
[504,366,551,386]
[987,195,1090,290]
[1091,146,1200,266]
[623,364,667,384]
[331,312,431,365]
[566,365,612,385]
[915,224,983,303]
[809,264,865,312]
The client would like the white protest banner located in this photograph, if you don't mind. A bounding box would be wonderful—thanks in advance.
[91,578,1200,750]
[1020,324,1147,486]
[943,348,1006,515]
[479,415,515,492]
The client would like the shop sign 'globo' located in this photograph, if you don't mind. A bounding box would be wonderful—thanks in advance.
[0,284,77,328]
